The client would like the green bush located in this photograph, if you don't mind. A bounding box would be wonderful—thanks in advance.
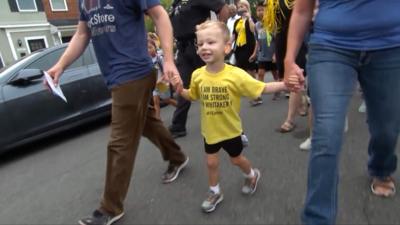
[145,0,173,32]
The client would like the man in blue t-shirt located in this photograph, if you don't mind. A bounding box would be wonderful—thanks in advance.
[284,0,400,224]
[47,1,189,224]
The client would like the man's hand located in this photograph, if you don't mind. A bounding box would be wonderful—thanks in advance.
[44,64,64,88]
[284,61,305,92]
[163,60,183,93]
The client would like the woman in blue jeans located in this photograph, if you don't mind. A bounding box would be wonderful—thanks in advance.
[283,0,400,224]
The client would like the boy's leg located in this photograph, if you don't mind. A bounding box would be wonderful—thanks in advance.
[202,141,223,212]
[230,154,261,195]
[206,153,220,187]
[230,154,251,174]
[222,136,261,194]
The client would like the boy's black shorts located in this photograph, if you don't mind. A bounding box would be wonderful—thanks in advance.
[204,136,243,158]
[258,61,277,71]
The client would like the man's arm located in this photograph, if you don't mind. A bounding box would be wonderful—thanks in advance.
[284,0,315,90]
[46,21,91,85]
[147,5,182,90]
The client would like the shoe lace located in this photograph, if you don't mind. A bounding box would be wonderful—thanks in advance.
[206,191,218,202]
[244,177,252,188]
[245,173,258,189]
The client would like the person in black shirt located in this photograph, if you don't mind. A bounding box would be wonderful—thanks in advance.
[168,0,229,138]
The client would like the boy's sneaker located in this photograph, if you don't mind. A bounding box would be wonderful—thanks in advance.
[162,156,189,183]
[242,168,261,195]
[78,210,124,225]
[201,190,224,213]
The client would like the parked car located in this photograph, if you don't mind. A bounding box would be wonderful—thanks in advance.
[0,43,111,154]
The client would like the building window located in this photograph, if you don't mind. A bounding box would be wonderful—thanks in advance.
[16,0,37,12]
[25,36,48,53]
[50,0,68,11]
[61,36,72,43]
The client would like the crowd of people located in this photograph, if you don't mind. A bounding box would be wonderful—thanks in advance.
[45,0,399,224]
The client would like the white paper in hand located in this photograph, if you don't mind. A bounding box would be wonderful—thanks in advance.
[44,71,67,103]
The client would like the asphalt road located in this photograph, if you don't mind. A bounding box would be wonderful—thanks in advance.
[0,90,399,224]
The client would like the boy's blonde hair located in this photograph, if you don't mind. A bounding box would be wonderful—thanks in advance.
[195,20,231,43]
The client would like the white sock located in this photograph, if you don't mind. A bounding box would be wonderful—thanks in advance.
[244,168,255,178]
[210,184,220,194]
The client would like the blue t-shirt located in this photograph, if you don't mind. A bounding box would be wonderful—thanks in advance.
[310,0,400,50]
[79,0,158,87]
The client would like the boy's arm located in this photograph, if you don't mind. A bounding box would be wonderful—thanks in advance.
[170,74,192,101]
[262,81,287,94]
[179,89,191,101]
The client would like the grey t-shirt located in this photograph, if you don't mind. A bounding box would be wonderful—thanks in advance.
[255,21,275,62]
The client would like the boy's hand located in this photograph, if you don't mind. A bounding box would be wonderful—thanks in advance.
[169,73,183,94]
[163,60,182,91]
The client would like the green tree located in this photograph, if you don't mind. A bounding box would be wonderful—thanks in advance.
[145,0,173,32]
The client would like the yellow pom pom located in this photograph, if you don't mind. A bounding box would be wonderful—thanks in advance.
[263,0,295,34]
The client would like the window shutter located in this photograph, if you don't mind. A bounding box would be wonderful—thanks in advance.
[8,0,18,12]
[36,0,44,11]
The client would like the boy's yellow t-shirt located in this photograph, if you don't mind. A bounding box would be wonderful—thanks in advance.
[189,64,266,144]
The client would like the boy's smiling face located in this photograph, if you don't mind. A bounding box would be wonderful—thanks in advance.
[196,27,230,65]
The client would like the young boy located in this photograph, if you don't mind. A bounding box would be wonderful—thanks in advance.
[147,37,177,119]
[173,20,289,213]
[255,1,279,100]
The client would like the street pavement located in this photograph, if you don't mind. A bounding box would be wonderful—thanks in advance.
[0,88,399,224]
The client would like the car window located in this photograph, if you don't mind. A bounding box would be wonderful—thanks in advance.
[89,44,98,63]
[25,48,64,71]
[0,53,40,82]
[25,48,83,71]
[68,56,84,69]
[82,46,95,66]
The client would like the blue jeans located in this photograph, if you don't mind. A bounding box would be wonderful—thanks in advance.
[302,44,400,225]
